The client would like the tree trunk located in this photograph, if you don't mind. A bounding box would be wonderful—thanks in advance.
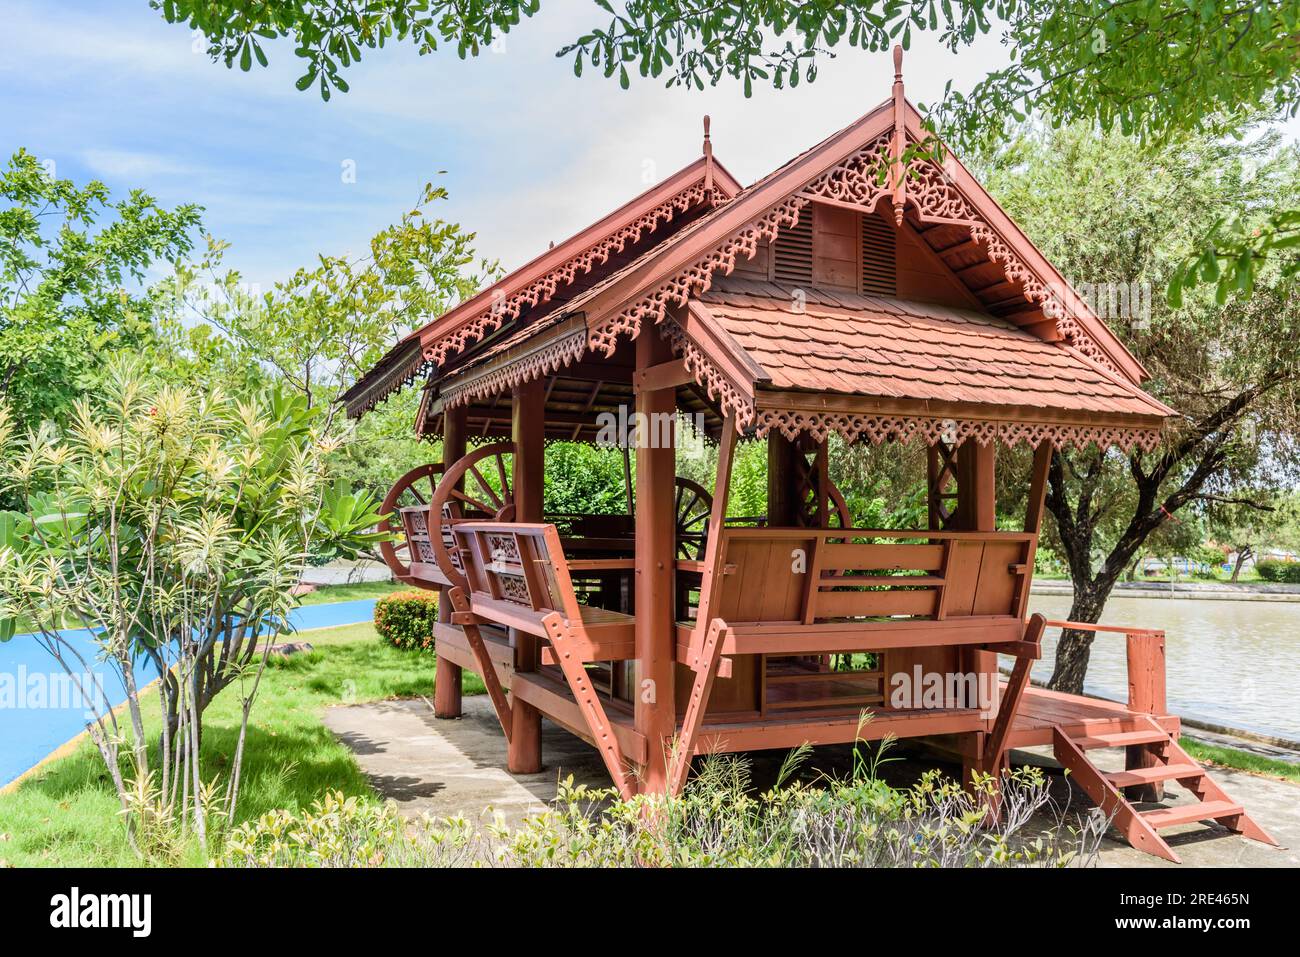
[1230,547,1250,583]
[1047,583,1112,695]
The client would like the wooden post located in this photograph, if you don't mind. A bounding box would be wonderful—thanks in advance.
[767,433,799,526]
[1125,631,1168,801]
[507,379,545,774]
[433,406,466,719]
[955,439,998,787]
[1015,440,1053,619]
[634,331,678,793]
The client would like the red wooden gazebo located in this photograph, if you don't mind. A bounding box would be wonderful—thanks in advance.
[346,49,1275,863]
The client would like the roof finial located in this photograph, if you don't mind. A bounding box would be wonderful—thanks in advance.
[703,114,714,194]
[891,45,906,226]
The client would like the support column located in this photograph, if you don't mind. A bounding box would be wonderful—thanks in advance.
[433,406,467,718]
[954,439,998,787]
[634,332,678,793]
[507,379,545,774]
[767,433,800,526]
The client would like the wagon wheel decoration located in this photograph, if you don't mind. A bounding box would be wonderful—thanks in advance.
[428,441,516,591]
[675,477,714,560]
[793,459,854,530]
[377,462,446,583]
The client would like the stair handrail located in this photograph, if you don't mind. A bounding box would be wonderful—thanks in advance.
[1041,620,1167,716]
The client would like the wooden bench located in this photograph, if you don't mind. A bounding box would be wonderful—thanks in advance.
[447,520,637,797]
[677,527,1039,662]
[669,525,1044,791]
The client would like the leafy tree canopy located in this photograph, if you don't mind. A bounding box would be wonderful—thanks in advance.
[0,149,201,433]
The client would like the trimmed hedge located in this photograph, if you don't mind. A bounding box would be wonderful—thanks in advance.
[1255,559,1300,584]
[374,590,439,652]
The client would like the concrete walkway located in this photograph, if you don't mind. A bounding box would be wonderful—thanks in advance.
[325,696,1299,867]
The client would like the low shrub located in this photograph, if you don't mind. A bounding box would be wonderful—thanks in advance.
[1255,560,1300,584]
[220,752,1106,868]
[373,590,439,652]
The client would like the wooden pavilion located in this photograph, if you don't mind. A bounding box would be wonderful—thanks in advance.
[345,49,1276,863]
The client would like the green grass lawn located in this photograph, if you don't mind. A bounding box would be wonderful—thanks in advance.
[296,579,406,605]
[0,621,482,867]
[1181,739,1300,783]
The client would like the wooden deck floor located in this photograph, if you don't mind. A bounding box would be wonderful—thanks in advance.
[1007,683,1179,749]
[435,624,1179,759]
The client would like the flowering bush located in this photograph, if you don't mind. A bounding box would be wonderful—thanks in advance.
[374,590,439,652]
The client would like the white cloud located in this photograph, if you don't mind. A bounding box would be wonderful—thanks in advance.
[80,149,200,180]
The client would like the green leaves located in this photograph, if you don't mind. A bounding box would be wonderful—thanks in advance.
[1,148,202,445]
[157,0,542,100]
[1169,208,1300,310]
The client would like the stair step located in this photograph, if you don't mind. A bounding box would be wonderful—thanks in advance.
[1142,800,1243,830]
[1071,729,1170,750]
[1104,763,1204,788]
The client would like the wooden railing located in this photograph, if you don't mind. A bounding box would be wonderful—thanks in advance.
[1043,620,1168,717]
[678,527,1037,656]
[450,521,635,662]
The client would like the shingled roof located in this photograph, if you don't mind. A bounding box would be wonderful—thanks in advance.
[351,50,1175,451]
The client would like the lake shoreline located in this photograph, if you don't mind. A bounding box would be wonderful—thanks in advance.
[1033,580,1300,603]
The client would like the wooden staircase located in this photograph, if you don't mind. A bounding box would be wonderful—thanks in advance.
[1052,716,1278,863]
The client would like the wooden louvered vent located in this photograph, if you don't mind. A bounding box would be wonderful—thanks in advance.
[861,210,896,296]
[772,212,814,287]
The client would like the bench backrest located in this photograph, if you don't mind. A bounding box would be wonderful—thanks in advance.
[710,527,1034,625]
[451,521,584,622]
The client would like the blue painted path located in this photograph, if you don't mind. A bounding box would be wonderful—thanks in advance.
[0,598,378,788]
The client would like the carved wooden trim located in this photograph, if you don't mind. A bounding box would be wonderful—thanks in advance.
[425,181,711,369]
[658,319,755,424]
[586,196,809,356]
[800,130,1118,374]
[754,408,1162,453]
[440,328,587,410]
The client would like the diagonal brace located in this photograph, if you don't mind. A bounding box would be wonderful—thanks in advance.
[541,613,635,800]
[447,586,512,743]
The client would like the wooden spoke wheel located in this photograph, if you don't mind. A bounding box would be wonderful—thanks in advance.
[428,442,516,591]
[377,462,446,582]
[675,477,713,560]
[825,480,853,529]
[795,476,854,529]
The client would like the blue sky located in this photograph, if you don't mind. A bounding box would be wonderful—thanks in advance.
[6,2,1296,301]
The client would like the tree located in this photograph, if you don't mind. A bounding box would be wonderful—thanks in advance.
[1209,492,1300,579]
[0,149,200,440]
[162,183,498,500]
[0,361,385,855]
[978,122,1300,692]
[176,183,492,420]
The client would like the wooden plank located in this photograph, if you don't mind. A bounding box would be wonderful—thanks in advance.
[434,406,467,718]
[983,614,1045,767]
[669,618,728,794]
[820,542,946,571]
[542,612,635,799]
[1124,630,1168,800]
[694,709,988,753]
[724,618,1023,655]
[508,378,545,774]
[812,587,938,620]
[634,330,684,793]
[508,671,648,766]
[448,588,514,744]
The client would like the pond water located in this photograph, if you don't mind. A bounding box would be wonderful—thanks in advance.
[0,598,380,787]
[1027,593,1300,741]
